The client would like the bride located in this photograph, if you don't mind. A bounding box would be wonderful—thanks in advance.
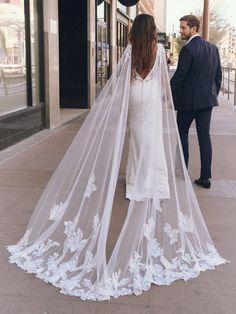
[7,14,226,301]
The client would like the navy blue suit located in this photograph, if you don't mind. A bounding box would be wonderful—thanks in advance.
[170,36,222,179]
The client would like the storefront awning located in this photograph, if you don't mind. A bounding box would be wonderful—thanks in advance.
[118,0,139,6]
[97,0,139,6]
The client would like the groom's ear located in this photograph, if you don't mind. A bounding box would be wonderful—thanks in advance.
[191,26,197,33]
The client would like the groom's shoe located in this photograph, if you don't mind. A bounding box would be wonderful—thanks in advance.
[194,178,211,189]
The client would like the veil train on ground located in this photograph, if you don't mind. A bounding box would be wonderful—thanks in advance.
[7,44,227,301]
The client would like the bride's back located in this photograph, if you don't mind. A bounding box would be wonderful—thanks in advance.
[129,14,158,80]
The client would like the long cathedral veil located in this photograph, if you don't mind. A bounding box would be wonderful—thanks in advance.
[7,44,226,301]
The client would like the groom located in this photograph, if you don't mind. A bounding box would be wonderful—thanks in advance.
[170,15,222,189]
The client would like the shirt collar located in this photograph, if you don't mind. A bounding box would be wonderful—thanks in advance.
[185,34,200,45]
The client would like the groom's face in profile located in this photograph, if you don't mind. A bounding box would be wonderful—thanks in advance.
[179,21,194,40]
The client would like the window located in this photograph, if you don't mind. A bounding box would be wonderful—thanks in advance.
[0,0,41,116]
[30,0,40,106]
[96,1,110,92]
[0,0,27,115]
[117,21,128,62]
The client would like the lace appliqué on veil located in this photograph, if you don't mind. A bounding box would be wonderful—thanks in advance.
[163,223,179,245]
[64,222,87,253]
[84,174,97,198]
[143,218,155,240]
[179,211,194,233]
[7,224,227,301]
[49,201,68,221]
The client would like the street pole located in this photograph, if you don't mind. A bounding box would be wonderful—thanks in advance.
[202,0,209,40]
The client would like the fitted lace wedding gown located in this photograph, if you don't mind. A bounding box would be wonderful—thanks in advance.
[7,44,227,301]
[126,62,170,207]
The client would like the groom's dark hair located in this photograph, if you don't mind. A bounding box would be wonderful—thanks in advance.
[180,15,200,32]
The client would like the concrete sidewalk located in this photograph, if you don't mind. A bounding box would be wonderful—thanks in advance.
[0,95,235,314]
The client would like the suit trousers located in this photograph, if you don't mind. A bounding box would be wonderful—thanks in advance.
[177,108,213,179]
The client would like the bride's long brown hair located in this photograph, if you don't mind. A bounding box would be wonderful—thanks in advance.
[129,14,157,73]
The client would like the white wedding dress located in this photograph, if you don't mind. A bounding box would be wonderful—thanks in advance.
[7,44,227,301]
[126,63,170,206]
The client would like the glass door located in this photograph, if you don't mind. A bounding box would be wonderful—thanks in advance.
[97,20,109,89]
[96,1,110,95]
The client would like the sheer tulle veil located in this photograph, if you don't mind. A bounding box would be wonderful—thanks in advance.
[7,44,227,301]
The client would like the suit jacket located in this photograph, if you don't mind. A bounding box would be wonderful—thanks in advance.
[170,36,222,111]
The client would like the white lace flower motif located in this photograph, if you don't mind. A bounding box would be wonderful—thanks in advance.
[46,256,79,283]
[59,257,78,274]
[143,217,155,240]
[163,223,179,245]
[129,252,143,273]
[107,269,129,296]
[92,213,100,232]
[64,218,78,237]
[67,228,87,253]
[182,253,194,265]
[48,252,59,265]
[83,251,96,273]
[84,173,97,198]
[32,239,60,257]
[150,239,163,257]
[206,242,218,255]
[24,258,44,273]
[49,201,68,221]
[64,219,86,253]
[62,277,79,292]
[179,212,194,233]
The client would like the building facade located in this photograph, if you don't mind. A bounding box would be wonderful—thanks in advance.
[218,27,236,68]
[0,0,166,150]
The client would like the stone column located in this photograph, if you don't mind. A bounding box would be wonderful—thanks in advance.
[111,0,117,71]
[88,1,96,107]
[43,0,60,128]
[202,0,209,40]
